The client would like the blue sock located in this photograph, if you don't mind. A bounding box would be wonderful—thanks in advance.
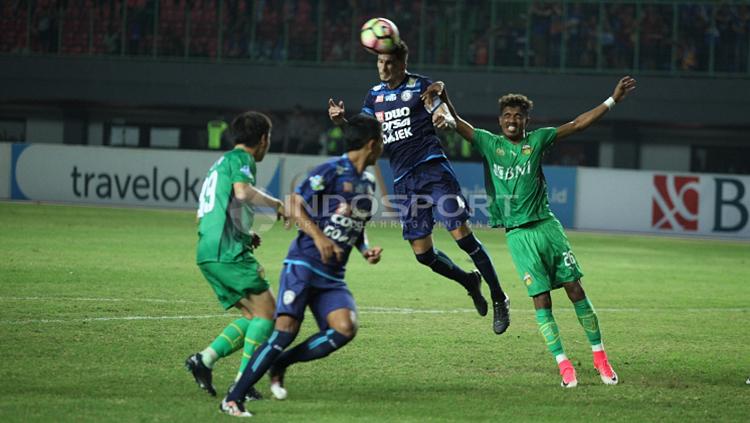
[226,330,296,402]
[415,248,473,289]
[273,329,352,369]
[456,233,505,301]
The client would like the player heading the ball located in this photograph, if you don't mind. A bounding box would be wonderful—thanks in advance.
[331,19,511,335]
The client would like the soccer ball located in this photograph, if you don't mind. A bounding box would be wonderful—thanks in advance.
[360,18,401,55]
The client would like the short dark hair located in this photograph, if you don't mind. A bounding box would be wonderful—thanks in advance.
[343,114,382,151]
[231,111,272,146]
[498,94,534,116]
[393,40,409,64]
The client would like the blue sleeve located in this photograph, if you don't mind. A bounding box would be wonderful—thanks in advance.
[295,163,336,204]
[362,91,374,116]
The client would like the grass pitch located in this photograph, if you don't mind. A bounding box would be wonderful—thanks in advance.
[1,202,748,422]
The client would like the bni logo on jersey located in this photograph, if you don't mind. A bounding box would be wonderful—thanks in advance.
[651,175,699,231]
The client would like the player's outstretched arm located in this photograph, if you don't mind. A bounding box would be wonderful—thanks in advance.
[289,193,344,264]
[328,98,347,125]
[555,76,636,141]
[421,82,475,142]
[233,182,290,227]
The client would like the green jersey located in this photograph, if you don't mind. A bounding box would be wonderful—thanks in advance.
[196,148,257,263]
[473,127,557,228]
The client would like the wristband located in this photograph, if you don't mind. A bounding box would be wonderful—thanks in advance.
[603,97,616,110]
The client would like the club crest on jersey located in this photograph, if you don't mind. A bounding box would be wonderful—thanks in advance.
[400,90,413,102]
[309,175,325,191]
[496,148,505,157]
[375,95,384,103]
[522,145,533,155]
[282,290,296,305]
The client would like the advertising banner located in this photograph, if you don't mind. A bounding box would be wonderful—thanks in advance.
[9,144,282,208]
[576,168,750,238]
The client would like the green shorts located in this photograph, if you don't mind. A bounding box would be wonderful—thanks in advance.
[198,256,270,310]
[505,217,584,297]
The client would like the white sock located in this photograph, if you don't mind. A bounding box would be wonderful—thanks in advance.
[200,347,219,368]
[592,343,604,352]
[555,354,569,364]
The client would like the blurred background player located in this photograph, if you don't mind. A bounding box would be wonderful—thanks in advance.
[221,114,384,417]
[328,40,511,335]
[432,76,636,387]
[186,111,288,400]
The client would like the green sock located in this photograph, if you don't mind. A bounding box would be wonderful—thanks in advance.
[573,298,602,346]
[202,317,250,367]
[237,317,275,379]
[536,308,565,357]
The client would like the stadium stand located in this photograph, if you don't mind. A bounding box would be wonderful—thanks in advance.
[2,1,748,74]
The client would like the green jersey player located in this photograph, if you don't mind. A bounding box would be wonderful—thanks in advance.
[431,76,636,387]
[186,111,289,399]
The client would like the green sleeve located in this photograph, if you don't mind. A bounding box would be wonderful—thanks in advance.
[472,128,496,158]
[535,127,558,151]
[229,154,254,185]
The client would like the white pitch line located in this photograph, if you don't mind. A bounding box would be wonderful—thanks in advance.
[0,296,203,304]
[1,297,747,314]
[1,305,748,325]
[0,314,233,325]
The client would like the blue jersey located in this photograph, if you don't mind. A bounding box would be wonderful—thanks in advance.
[286,155,376,280]
[362,72,446,182]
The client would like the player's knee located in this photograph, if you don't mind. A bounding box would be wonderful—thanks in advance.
[330,319,357,339]
[415,249,437,267]
[565,282,586,302]
[450,223,473,241]
[274,315,300,334]
[533,292,553,309]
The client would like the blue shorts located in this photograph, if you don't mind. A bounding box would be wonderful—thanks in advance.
[392,160,470,240]
[275,260,357,331]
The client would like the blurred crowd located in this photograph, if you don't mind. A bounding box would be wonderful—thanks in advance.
[2,0,749,74]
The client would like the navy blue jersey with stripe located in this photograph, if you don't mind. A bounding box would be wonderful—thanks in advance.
[362,73,446,181]
[286,155,376,280]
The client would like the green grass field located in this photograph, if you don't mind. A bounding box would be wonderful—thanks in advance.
[1,202,749,422]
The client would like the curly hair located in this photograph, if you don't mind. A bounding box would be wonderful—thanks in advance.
[498,94,534,115]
